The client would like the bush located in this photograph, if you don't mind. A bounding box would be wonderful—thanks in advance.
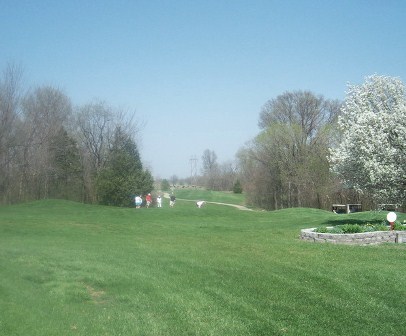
[393,221,406,230]
[314,223,393,234]
[329,227,344,234]
[375,223,390,231]
[340,224,363,233]
[314,226,329,233]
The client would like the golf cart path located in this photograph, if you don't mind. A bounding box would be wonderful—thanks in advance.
[205,201,253,211]
[163,193,253,211]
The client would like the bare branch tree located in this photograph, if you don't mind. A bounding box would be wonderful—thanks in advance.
[0,63,24,203]
[19,86,72,199]
[74,101,143,202]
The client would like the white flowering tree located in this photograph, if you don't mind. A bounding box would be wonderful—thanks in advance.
[330,75,406,205]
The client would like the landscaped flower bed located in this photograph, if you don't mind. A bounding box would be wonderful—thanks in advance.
[314,221,406,234]
[301,223,406,245]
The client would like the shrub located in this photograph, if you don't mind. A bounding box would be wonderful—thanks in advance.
[393,221,406,231]
[314,221,404,234]
[329,227,344,234]
[363,223,376,232]
[374,223,389,231]
[314,226,329,233]
[340,224,363,233]
[314,225,361,233]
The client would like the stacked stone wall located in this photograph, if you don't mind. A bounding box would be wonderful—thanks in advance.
[300,228,406,245]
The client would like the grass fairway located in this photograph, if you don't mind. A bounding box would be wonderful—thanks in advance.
[173,189,246,206]
[0,198,405,336]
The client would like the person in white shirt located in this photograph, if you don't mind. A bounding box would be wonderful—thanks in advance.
[157,195,162,208]
[135,195,142,208]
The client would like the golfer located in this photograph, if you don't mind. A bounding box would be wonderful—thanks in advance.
[146,193,152,208]
[170,194,176,207]
[135,195,142,208]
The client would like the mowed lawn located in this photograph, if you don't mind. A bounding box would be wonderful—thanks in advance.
[0,198,405,336]
[173,189,246,206]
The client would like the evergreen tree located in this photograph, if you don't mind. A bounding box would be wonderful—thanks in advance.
[97,127,153,206]
[233,179,243,194]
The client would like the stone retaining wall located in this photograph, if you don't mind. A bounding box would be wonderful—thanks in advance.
[301,228,406,245]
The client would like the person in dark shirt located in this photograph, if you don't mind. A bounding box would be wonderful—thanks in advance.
[170,194,176,207]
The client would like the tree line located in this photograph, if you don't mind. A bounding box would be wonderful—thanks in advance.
[0,64,153,206]
[1,64,404,211]
[237,76,405,211]
[162,76,405,213]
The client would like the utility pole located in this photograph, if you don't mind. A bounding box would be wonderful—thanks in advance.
[190,156,197,186]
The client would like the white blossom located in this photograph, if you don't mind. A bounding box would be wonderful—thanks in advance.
[330,75,406,204]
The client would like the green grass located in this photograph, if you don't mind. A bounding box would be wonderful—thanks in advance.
[0,198,405,335]
[173,188,246,205]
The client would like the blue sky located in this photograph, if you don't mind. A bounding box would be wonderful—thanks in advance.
[1,0,406,178]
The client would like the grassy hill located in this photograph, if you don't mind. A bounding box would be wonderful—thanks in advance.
[0,198,405,335]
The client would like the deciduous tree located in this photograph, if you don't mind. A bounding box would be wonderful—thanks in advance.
[330,75,406,205]
[19,86,72,199]
[0,63,23,203]
[239,91,340,210]
[75,101,142,202]
[48,127,83,200]
[201,149,219,190]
